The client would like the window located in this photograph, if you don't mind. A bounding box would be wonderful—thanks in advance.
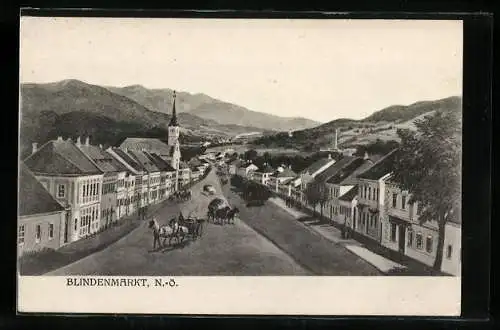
[392,193,397,208]
[364,186,367,199]
[57,184,66,198]
[426,235,433,253]
[402,195,406,210]
[49,223,54,239]
[74,218,77,231]
[447,245,453,259]
[376,188,379,201]
[407,230,413,247]
[35,224,41,242]
[368,187,371,200]
[416,233,423,249]
[18,225,25,244]
[417,203,422,215]
[390,223,397,242]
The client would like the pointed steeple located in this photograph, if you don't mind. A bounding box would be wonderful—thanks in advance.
[169,90,178,126]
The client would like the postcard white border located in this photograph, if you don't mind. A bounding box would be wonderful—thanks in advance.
[18,276,461,315]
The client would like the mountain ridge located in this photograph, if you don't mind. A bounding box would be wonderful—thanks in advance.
[105,84,321,131]
[252,95,462,151]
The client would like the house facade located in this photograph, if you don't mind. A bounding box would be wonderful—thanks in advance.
[270,167,297,192]
[237,163,259,178]
[253,164,275,185]
[325,157,375,223]
[24,137,104,243]
[354,151,398,243]
[78,137,130,228]
[382,181,461,275]
[107,147,149,217]
[18,163,67,255]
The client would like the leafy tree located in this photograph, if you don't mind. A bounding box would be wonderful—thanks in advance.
[391,111,461,271]
[244,149,258,162]
[304,180,329,217]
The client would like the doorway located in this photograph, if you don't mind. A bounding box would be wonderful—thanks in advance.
[398,224,406,253]
[64,215,69,243]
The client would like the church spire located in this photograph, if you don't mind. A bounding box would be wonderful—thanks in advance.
[169,90,178,126]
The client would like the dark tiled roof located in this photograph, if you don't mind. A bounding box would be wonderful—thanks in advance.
[357,149,399,180]
[24,140,102,175]
[303,157,335,175]
[79,144,119,173]
[127,150,160,173]
[112,148,145,172]
[146,152,176,172]
[120,138,172,156]
[18,163,65,216]
[275,168,297,178]
[188,158,203,167]
[326,158,375,185]
[313,156,357,183]
[339,185,359,202]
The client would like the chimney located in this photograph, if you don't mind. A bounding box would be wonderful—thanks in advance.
[31,142,38,154]
[85,136,90,146]
[99,144,103,149]
[57,136,63,142]
[76,136,81,147]
[364,152,369,160]
[328,153,332,160]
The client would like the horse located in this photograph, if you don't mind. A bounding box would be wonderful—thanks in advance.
[179,216,206,240]
[148,218,178,249]
[226,207,239,224]
[215,206,231,225]
[168,217,189,244]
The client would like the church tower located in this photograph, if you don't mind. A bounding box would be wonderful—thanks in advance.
[168,91,180,146]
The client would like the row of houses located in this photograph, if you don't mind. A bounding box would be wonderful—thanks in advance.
[18,136,210,256]
[228,151,461,276]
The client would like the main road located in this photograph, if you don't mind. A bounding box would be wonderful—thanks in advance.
[47,167,379,276]
[47,168,308,275]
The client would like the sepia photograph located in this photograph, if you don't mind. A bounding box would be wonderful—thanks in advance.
[18,16,463,315]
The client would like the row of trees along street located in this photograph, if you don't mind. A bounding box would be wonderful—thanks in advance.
[230,175,273,206]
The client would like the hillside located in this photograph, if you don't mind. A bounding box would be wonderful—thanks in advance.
[19,80,273,154]
[253,96,462,151]
[107,84,321,132]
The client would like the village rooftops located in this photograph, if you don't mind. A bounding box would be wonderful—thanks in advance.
[338,185,359,202]
[188,157,203,168]
[326,157,376,185]
[111,148,146,172]
[144,152,176,172]
[24,138,103,176]
[302,157,335,176]
[312,156,357,184]
[78,143,125,173]
[119,138,172,156]
[357,149,399,181]
[273,167,297,178]
[18,163,66,216]
[127,150,161,173]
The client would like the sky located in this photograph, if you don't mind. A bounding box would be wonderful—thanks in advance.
[20,17,463,123]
